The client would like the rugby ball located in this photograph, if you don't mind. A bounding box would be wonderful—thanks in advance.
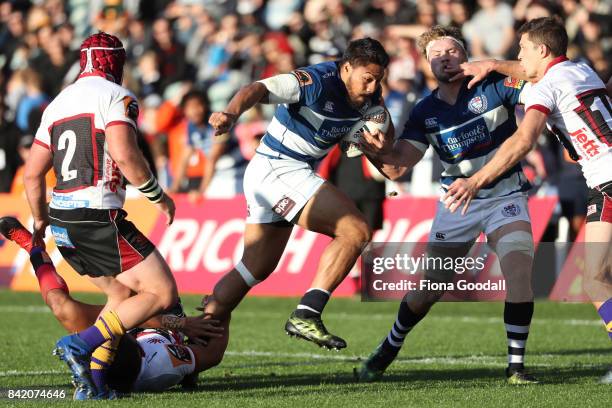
[341,105,390,157]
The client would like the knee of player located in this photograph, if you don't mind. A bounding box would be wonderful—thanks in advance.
[155,288,179,312]
[342,217,372,244]
[495,231,534,263]
[107,283,133,302]
[207,348,225,368]
[46,293,69,320]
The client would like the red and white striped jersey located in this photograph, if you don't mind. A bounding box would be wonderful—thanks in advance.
[524,57,611,188]
[34,74,139,209]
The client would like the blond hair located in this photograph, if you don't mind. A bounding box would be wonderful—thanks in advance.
[417,25,467,58]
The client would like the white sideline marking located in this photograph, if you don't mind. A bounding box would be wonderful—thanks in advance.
[0,352,549,379]
[224,350,533,367]
[7,349,612,378]
[0,306,603,327]
[0,369,63,377]
[236,311,604,327]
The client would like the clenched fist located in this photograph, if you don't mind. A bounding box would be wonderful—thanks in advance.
[209,112,238,135]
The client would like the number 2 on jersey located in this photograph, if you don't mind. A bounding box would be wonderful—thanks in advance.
[58,130,78,181]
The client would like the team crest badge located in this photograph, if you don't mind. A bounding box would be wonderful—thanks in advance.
[468,95,488,114]
[501,203,521,217]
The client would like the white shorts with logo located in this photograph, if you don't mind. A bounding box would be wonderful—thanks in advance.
[243,153,325,224]
[429,192,531,243]
[132,330,195,392]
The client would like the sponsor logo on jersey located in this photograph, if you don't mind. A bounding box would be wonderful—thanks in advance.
[425,117,438,128]
[440,124,490,158]
[166,344,192,367]
[323,101,335,113]
[435,232,446,240]
[468,95,488,114]
[147,338,165,344]
[503,77,525,89]
[51,193,90,209]
[568,127,600,158]
[272,196,296,217]
[293,69,313,86]
[501,203,521,217]
[50,225,75,248]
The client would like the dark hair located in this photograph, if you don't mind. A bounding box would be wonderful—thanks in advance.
[180,89,209,109]
[517,17,568,57]
[340,37,390,68]
[106,335,142,393]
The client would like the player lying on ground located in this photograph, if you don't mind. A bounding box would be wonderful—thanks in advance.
[356,25,538,384]
[24,32,183,399]
[204,38,389,351]
[443,17,612,384]
[0,216,228,394]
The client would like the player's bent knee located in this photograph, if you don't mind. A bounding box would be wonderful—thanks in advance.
[495,231,534,261]
[340,217,372,245]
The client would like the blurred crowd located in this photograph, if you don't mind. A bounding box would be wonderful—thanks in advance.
[0,0,610,239]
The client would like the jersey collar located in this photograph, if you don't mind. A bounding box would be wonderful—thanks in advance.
[77,70,117,82]
[544,55,569,75]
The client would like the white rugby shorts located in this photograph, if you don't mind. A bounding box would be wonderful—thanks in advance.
[243,154,325,224]
[429,192,531,243]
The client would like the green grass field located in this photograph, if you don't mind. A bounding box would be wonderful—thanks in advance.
[0,289,610,407]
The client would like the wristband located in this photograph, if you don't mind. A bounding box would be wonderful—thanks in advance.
[137,176,164,203]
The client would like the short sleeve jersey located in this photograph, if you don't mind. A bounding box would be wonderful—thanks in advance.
[34,74,139,209]
[523,57,612,188]
[400,73,530,198]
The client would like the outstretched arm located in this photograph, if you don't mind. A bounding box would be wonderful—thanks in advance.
[448,60,528,89]
[209,73,302,135]
[209,83,269,136]
[443,108,548,214]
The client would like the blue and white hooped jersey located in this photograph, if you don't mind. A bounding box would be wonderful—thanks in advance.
[256,61,380,166]
[400,73,531,199]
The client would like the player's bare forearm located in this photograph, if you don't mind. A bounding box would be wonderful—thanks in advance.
[225,82,269,117]
[106,125,154,187]
[491,60,528,81]
[24,175,48,221]
[471,109,547,188]
[365,149,408,181]
[470,130,534,189]
[23,144,53,222]
[363,139,424,181]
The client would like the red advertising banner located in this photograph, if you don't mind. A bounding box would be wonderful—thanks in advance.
[1,194,558,297]
[549,225,589,302]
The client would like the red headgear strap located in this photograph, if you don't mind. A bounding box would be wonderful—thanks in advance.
[79,32,126,84]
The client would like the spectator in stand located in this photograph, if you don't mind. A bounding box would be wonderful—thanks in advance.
[463,0,515,58]
[152,17,188,92]
[0,101,22,193]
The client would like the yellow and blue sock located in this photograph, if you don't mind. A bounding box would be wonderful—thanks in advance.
[78,310,125,352]
[90,338,120,393]
[597,298,612,341]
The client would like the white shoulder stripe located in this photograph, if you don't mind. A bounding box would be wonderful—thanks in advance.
[267,117,333,159]
[425,105,509,138]
[298,106,361,130]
